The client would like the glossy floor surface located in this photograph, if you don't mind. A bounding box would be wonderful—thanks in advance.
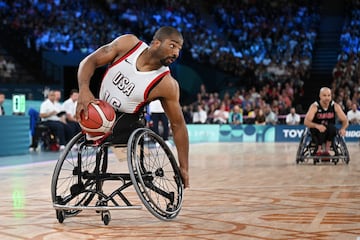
[0,142,359,240]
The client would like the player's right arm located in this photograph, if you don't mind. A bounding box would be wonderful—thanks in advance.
[76,34,139,120]
[304,103,326,132]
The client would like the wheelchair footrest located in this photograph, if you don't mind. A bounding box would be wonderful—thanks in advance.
[53,204,142,211]
[302,155,344,160]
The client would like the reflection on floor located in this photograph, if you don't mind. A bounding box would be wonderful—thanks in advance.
[0,142,359,240]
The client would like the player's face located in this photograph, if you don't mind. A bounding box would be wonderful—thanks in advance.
[159,37,183,66]
[319,89,332,104]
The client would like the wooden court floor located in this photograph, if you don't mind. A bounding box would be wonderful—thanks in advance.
[0,142,359,240]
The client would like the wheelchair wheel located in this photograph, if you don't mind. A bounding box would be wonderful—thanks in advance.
[332,135,350,164]
[127,128,183,221]
[51,132,108,220]
[296,128,313,164]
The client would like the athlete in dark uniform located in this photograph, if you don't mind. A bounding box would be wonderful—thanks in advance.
[76,26,190,188]
[304,87,348,155]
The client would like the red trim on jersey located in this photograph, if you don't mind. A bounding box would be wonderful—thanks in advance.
[133,70,170,113]
[110,41,143,67]
[101,41,143,80]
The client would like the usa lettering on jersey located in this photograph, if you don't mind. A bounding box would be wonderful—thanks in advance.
[112,72,135,96]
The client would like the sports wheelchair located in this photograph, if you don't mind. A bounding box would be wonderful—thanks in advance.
[295,127,350,165]
[51,128,183,225]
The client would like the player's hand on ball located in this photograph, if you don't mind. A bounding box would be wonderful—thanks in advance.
[76,90,97,121]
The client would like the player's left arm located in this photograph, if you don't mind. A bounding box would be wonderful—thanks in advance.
[153,75,190,188]
[334,102,349,136]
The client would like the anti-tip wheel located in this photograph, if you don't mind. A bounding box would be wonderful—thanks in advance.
[56,210,64,223]
[101,211,111,225]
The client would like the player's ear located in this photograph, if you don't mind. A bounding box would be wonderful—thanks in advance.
[151,38,161,47]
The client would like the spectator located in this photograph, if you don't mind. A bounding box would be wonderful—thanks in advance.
[182,105,193,124]
[149,99,170,141]
[54,89,66,122]
[347,102,360,124]
[39,90,73,150]
[206,103,217,124]
[62,89,81,137]
[213,102,229,124]
[0,93,5,116]
[264,104,278,125]
[228,104,243,125]
[255,108,266,125]
[3,58,16,81]
[286,107,301,125]
[192,103,207,124]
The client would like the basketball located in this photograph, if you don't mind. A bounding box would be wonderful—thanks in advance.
[79,100,116,138]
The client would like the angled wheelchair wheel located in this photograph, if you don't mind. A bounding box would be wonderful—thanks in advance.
[296,128,313,164]
[333,135,350,164]
[127,128,183,221]
[51,132,108,220]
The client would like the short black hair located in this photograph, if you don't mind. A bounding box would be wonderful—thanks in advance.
[70,89,79,95]
[153,26,183,41]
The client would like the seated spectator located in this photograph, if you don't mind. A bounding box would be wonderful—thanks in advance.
[149,99,169,141]
[255,108,266,125]
[206,103,217,124]
[228,104,243,125]
[213,102,229,124]
[286,107,301,125]
[347,103,360,124]
[264,104,278,125]
[192,103,207,124]
[39,90,73,150]
[182,105,193,124]
[2,58,16,81]
[62,89,82,137]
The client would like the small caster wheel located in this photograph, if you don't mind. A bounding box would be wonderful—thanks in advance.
[333,159,338,165]
[102,211,111,225]
[56,210,64,223]
[166,203,175,212]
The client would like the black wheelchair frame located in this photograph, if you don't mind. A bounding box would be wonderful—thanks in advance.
[295,127,350,165]
[51,128,183,225]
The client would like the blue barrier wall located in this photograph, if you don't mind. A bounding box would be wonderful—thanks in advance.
[187,124,360,143]
[0,116,30,156]
[0,120,358,157]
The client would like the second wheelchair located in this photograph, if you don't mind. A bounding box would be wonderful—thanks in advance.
[296,127,350,165]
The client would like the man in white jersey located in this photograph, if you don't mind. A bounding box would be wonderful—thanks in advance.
[62,89,81,137]
[76,26,189,188]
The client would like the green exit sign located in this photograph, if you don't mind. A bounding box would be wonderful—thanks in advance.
[12,94,26,114]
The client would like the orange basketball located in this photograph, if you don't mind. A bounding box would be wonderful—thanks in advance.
[79,100,116,137]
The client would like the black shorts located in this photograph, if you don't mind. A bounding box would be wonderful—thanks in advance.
[111,112,146,144]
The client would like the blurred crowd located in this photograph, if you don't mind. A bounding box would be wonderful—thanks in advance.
[0,0,359,125]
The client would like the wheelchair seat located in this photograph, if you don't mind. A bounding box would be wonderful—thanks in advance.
[295,127,350,165]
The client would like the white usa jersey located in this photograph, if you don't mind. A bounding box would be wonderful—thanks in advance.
[99,41,170,113]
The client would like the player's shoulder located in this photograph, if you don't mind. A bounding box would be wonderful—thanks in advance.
[333,101,343,111]
[149,74,178,100]
[115,34,139,42]
[112,34,140,49]
[162,74,179,89]
[310,101,318,109]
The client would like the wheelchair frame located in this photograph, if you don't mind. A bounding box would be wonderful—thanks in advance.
[51,128,183,225]
[295,127,350,165]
